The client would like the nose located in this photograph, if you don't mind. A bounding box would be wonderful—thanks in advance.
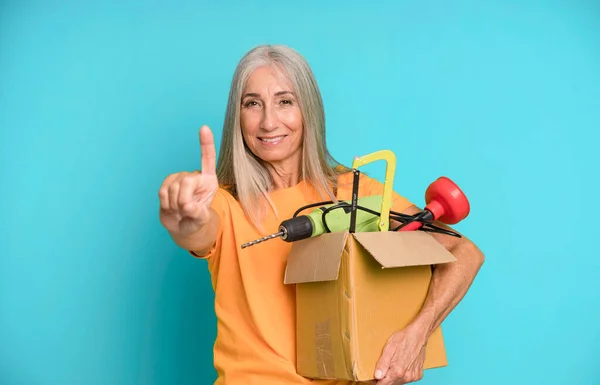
[261,104,278,131]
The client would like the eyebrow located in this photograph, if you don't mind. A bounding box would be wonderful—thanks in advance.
[242,91,294,99]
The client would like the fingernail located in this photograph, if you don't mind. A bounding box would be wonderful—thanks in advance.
[375,370,383,379]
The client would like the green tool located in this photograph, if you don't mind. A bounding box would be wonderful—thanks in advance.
[240,195,384,248]
[240,150,397,249]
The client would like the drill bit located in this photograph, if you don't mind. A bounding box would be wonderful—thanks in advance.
[241,230,285,249]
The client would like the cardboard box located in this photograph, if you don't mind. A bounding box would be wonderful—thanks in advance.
[284,228,457,382]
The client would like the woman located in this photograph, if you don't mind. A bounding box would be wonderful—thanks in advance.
[158,45,485,385]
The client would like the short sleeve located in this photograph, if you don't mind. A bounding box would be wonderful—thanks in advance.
[189,188,229,260]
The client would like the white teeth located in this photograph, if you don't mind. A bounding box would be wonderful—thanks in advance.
[260,136,284,143]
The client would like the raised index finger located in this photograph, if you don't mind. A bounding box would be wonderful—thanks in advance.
[199,125,217,175]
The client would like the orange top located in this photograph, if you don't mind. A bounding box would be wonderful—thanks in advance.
[195,171,414,385]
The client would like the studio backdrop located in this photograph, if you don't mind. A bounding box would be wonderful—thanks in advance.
[1,1,598,384]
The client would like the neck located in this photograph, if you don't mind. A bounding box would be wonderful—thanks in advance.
[266,156,302,190]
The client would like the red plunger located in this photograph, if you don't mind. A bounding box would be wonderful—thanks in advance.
[399,176,470,231]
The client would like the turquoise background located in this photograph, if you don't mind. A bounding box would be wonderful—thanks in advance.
[1,1,598,384]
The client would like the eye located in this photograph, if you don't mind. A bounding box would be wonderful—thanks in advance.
[243,100,259,108]
[280,99,293,105]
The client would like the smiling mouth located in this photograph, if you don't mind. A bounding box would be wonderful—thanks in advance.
[258,135,286,143]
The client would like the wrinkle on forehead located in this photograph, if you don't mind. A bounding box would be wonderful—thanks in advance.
[244,63,295,95]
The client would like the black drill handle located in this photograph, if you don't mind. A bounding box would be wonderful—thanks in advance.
[280,216,313,242]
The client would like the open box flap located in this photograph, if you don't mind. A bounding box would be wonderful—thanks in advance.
[284,231,348,284]
[352,231,457,268]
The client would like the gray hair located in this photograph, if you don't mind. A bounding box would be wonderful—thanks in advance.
[216,44,349,233]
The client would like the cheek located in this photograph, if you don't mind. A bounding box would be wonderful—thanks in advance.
[280,109,303,133]
[240,112,260,137]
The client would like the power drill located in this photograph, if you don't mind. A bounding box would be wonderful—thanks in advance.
[240,195,384,248]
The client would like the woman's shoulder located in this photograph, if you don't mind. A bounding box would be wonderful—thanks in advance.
[209,184,239,212]
[215,183,242,200]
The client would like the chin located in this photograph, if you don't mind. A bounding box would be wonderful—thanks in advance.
[253,147,301,165]
[256,151,290,163]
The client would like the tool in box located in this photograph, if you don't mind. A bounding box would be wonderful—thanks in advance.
[240,150,470,249]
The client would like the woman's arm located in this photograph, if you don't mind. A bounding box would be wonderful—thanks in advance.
[373,204,485,384]
[168,207,221,257]
[400,204,485,338]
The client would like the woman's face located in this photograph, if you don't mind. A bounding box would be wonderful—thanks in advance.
[240,65,303,169]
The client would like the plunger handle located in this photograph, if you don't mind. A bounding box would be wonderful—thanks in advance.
[399,177,470,232]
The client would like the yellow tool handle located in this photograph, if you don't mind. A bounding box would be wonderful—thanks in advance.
[352,149,397,232]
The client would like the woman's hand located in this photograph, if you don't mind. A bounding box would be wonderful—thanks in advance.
[372,317,432,385]
[159,125,219,238]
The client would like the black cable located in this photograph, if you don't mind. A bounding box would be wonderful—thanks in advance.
[289,197,462,237]
[308,203,462,238]
[292,200,335,217]
[320,202,352,233]
[422,224,462,237]
[389,215,461,237]
[292,200,418,220]
[391,210,432,231]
